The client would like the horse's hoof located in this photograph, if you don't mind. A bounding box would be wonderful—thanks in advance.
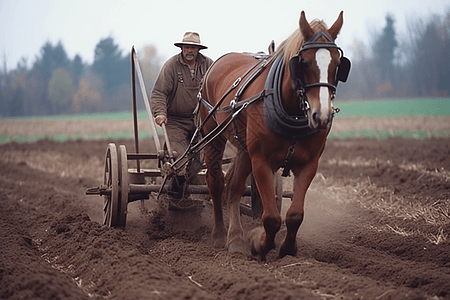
[248,227,265,258]
[279,243,298,258]
[212,225,227,249]
[212,233,226,249]
[213,236,226,249]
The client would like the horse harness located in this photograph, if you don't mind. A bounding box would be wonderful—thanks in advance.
[197,31,351,176]
[197,52,278,150]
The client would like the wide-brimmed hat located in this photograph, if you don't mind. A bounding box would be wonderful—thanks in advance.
[174,31,207,50]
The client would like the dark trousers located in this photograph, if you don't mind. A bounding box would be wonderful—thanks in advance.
[165,116,203,185]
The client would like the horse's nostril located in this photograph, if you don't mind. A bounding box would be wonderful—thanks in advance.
[313,112,320,124]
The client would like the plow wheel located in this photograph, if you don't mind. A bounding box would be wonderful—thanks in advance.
[102,143,130,228]
[117,145,129,228]
[103,143,119,227]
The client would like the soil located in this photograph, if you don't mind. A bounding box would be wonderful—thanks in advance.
[1,137,450,300]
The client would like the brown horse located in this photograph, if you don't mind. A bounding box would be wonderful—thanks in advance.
[200,11,349,259]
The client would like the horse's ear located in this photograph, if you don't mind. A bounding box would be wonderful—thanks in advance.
[299,11,314,41]
[328,11,344,40]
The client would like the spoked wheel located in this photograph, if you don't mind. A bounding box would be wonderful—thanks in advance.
[117,145,129,228]
[103,143,119,227]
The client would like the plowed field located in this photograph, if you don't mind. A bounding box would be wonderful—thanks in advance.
[1,131,449,299]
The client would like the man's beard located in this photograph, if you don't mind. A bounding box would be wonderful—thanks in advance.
[184,53,195,61]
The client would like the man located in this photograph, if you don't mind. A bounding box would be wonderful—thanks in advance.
[151,31,213,199]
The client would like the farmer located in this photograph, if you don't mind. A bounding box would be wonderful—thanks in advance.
[150,31,214,198]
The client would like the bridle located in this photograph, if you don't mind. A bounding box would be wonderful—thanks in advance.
[289,30,351,113]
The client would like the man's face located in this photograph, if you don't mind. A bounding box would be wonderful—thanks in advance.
[182,45,199,62]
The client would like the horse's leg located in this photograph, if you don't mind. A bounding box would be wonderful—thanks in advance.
[249,160,281,260]
[223,150,252,253]
[205,135,227,248]
[279,159,319,257]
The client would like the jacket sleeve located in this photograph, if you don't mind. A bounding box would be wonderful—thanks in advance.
[150,58,176,118]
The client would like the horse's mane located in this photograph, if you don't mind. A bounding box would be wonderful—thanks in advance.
[274,19,329,63]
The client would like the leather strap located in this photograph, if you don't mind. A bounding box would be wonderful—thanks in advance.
[263,53,318,141]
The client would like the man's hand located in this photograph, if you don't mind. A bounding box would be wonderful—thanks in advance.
[155,115,167,126]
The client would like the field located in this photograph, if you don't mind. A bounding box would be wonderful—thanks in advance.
[1,98,450,299]
[2,98,449,143]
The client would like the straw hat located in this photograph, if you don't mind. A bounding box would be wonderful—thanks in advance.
[174,31,207,50]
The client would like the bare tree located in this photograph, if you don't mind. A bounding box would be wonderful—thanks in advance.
[407,11,450,97]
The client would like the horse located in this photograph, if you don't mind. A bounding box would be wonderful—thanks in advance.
[199,11,350,260]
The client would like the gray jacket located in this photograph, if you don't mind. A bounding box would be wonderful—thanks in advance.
[151,52,213,119]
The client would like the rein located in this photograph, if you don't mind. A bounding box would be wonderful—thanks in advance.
[198,53,277,116]
[168,53,276,172]
[197,53,277,150]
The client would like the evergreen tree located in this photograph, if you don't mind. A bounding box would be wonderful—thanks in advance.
[373,14,398,81]
[71,54,84,87]
[92,37,129,96]
[32,41,70,114]
[33,41,70,82]
[10,84,25,116]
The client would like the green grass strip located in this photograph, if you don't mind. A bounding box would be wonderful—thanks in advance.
[0,110,150,121]
[328,129,450,140]
[0,131,153,144]
[1,98,449,144]
[336,98,450,116]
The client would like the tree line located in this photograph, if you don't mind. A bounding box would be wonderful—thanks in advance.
[0,37,163,117]
[1,10,449,118]
[339,9,450,100]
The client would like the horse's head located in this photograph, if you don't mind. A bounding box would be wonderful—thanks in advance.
[288,11,350,130]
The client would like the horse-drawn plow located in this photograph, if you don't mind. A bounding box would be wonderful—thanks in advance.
[86,46,289,229]
[87,10,349,260]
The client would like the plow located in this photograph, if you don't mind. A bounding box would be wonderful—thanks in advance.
[86,46,292,228]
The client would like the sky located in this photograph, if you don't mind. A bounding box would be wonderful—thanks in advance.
[1,0,449,71]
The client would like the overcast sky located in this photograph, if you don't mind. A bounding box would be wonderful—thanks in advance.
[1,0,449,70]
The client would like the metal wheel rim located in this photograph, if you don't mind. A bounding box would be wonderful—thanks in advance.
[118,145,129,227]
[103,143,119,227]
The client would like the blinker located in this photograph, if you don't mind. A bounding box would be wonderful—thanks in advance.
[288,33,351,114]
[289,33,351,90]
[337,56,351,83]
